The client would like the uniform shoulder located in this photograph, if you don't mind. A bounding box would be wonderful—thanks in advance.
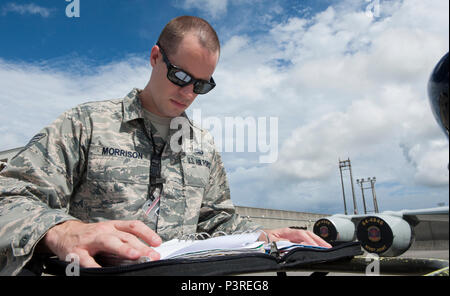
[66,97,124,120]
[187,118,218,154]
[76,97,123,112]
[189,118,214,141]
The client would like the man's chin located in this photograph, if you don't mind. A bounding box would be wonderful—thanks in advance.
[165,108,185,118]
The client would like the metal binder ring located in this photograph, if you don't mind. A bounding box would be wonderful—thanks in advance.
[195,232,211,240]
[211,231,228,238]
[258,230,271,244]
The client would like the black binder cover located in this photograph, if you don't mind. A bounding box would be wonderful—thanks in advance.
[42,242,363,276]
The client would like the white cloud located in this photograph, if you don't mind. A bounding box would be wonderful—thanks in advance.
[180,0,228,19]
[1,2,54,17]
[403,140,449,187]
[271,84,448,182]
[0,56,150,151]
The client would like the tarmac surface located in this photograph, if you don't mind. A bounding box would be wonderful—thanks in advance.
[399,249,448,260]
[239,248,449,276]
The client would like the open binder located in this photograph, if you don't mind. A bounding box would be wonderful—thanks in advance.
[42,232,363,276]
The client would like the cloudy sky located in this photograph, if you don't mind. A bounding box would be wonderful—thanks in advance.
[0,0,448,214]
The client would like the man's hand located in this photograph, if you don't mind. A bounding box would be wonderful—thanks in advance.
[259,227,332,248]
[37,220,162,268]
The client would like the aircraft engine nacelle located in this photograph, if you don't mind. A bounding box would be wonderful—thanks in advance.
[356,214,415,257]
[313,215,356,243]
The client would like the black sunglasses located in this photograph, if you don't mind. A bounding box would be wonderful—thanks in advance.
[156,42,216,95]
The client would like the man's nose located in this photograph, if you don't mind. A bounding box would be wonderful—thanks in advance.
[179,83,196,100]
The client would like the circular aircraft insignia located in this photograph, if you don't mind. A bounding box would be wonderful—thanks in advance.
[313,219,337,242]
[367,225,381,242]
[319,226,329,238]
[356,216,394,255]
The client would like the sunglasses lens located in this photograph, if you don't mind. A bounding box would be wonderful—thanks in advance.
[194,81,215,94]
[168,69,191,86]
[174,71,192,83]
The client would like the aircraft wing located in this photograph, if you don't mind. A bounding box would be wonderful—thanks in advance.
[344,206,449,225]
[383,206,449,226]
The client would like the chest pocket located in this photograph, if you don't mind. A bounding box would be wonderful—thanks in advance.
[87,146,150,184]
[181,155,211,187]
[74,146,150,221]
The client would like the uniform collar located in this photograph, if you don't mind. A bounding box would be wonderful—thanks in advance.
[122,88,195,138]
[122,88,145,123]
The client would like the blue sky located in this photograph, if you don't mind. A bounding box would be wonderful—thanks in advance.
[0,0,332,65]
[0,0,448,214]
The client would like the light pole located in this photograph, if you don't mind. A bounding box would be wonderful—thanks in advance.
[339,158,358,215]
[356,178,368,214]
[368,177,379,213]
[356,177,379,214]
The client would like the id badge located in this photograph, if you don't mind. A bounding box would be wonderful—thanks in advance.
[142,187,161,218]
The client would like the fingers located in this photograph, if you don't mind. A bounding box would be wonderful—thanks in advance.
[115,231,161,260]
[265,228,332,248]
[268,234,289,243]
[93,233,145,260]
[66,231,161,268]
[106,220,162,260]
[114,220,162,247]
[296,230,332,248]
[76,249,102,268]
[296,231,320,246]
[311,233,332,248]
[87,221,160,261]
[62,249,101,269]
[51,220,162,268]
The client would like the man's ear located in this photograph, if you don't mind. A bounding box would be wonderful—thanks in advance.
[149,45,160,68]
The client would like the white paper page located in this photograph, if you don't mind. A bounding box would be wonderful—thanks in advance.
[157,232,262,259]
[153,239,195,259]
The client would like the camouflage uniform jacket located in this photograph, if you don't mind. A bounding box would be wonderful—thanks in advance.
[0,88,260,275]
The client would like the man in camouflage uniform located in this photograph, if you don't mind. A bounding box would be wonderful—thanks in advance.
[0,16,330,275]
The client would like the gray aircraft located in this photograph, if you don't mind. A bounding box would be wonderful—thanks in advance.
[313,52,449,258]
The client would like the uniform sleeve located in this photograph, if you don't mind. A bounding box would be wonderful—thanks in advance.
[196,150,262,235]
[0,106,89,275]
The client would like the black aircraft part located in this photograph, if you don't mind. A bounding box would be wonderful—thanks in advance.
[313,219,338,242]
[356,216,394,255]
